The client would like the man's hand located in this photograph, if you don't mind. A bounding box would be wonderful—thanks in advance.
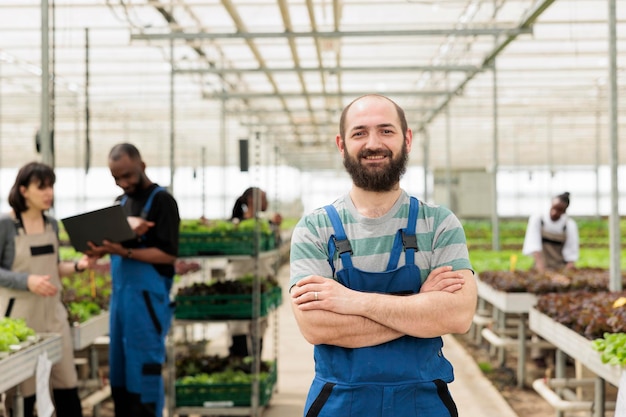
[76,254,98,270]
[533,252,546,273]
[291,275,358,315]
[420,265,466,294]
[84,240,126,258]
[127,216,155,236]
[27,274,57,296]
[290,275,405,347]
[292,266,467,314]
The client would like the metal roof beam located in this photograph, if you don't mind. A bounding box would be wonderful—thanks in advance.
[219,0,302,141]
[203,90,451,99]
[131,27,533,41]
[176,64,479,75]
[421,0,556,126]
[276,0,318,129]
[242,122,334,127]
[225,106,437,115]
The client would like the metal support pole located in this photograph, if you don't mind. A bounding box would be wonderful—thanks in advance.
[422,128,430,202]
[491,60,500,251]
[90,345,101,417]
[555,349,566,417]
[220,86,227,216]
[517,315,527,388]
[594,108,601,218]
[201,147,206,218]
[594,377,606,417]
[496,310,505,365]
[85,28,91,178]
[13,385,23,417]
[251,132,262,417]
[0,61,3,207]
[547,115,553,176]
[608,0,621,292]
[444,78,453,211]
[169,38,175,192]
[40,0,53,166]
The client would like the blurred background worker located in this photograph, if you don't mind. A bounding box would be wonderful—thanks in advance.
[85,143,180,417]
[522,191,579,368]
[226,187,281,357]
[0,162,90,417]
[522,191,579,273]
[230,187,283,245]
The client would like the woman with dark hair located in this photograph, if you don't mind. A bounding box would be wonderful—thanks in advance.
[523,192,579,368]
[226,187,281,357]
[231,187,267,222]
[522,191,579,273]
[0,161,90,417]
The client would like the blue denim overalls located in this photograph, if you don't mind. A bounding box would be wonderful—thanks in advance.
[304,197,458,417]
[109,186,173,416]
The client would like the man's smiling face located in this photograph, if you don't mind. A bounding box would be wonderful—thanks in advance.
[339,95,411,192]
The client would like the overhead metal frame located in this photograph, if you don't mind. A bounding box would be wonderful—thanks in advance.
[0,0,623,174]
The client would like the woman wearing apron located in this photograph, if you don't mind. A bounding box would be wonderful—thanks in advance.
[0,162,89,417]
[522,191,579,273]
[522,191,579,367]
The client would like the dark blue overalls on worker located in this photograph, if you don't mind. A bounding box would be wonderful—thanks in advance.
[109,186,174,417]
[304,197,458,417]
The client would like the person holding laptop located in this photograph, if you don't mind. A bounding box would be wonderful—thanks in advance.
[85,143,180,417]
[0,161,89,417]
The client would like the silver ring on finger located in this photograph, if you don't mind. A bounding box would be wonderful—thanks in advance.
[314,291,319,301]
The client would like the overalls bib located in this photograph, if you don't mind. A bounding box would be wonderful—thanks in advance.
[304,197,458,417]
[0,216,77,397]
[108,187,173,416]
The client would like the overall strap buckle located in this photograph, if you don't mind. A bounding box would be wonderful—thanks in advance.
[401,232,418,250]
[333,237,353,255]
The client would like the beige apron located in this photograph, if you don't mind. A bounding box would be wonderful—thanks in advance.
[0,219,77,396]
[540,225,567,271]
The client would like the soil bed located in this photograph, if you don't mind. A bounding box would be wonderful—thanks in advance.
[454,333,618,417]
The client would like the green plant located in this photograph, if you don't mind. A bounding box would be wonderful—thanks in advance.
[469,250,532,272]
[477,362,493,373]
[470,247,626,273]
[0,318,36,352]
[462,217,626,251]
[591,332,626,367]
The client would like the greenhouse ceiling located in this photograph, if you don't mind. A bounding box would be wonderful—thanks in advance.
[0,0,624,173]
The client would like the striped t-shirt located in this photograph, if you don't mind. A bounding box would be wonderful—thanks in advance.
[289,190,473,288]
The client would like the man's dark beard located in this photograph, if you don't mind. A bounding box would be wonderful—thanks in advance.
[343,143,408,192]
[126,175,147,197]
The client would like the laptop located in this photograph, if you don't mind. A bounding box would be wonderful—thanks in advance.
[61,204,136,252]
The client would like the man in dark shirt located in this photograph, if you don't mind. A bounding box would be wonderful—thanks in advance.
[86,143,180,417]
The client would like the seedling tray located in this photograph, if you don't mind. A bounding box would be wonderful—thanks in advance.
[178,232,275,257]
[175,286,282,320]
[175,362,277,407]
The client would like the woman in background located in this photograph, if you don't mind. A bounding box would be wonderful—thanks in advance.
[0,162,90,417]
[231,187,282,234]
[522,191,579,368]
[226,187,281,357]
[522,191,579,273]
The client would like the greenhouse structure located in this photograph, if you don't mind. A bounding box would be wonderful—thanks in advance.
[0,1,624,416]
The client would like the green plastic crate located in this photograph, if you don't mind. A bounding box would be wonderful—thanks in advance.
[175,362,277,407]
[175,286,282,320]
[178,231,275,257]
